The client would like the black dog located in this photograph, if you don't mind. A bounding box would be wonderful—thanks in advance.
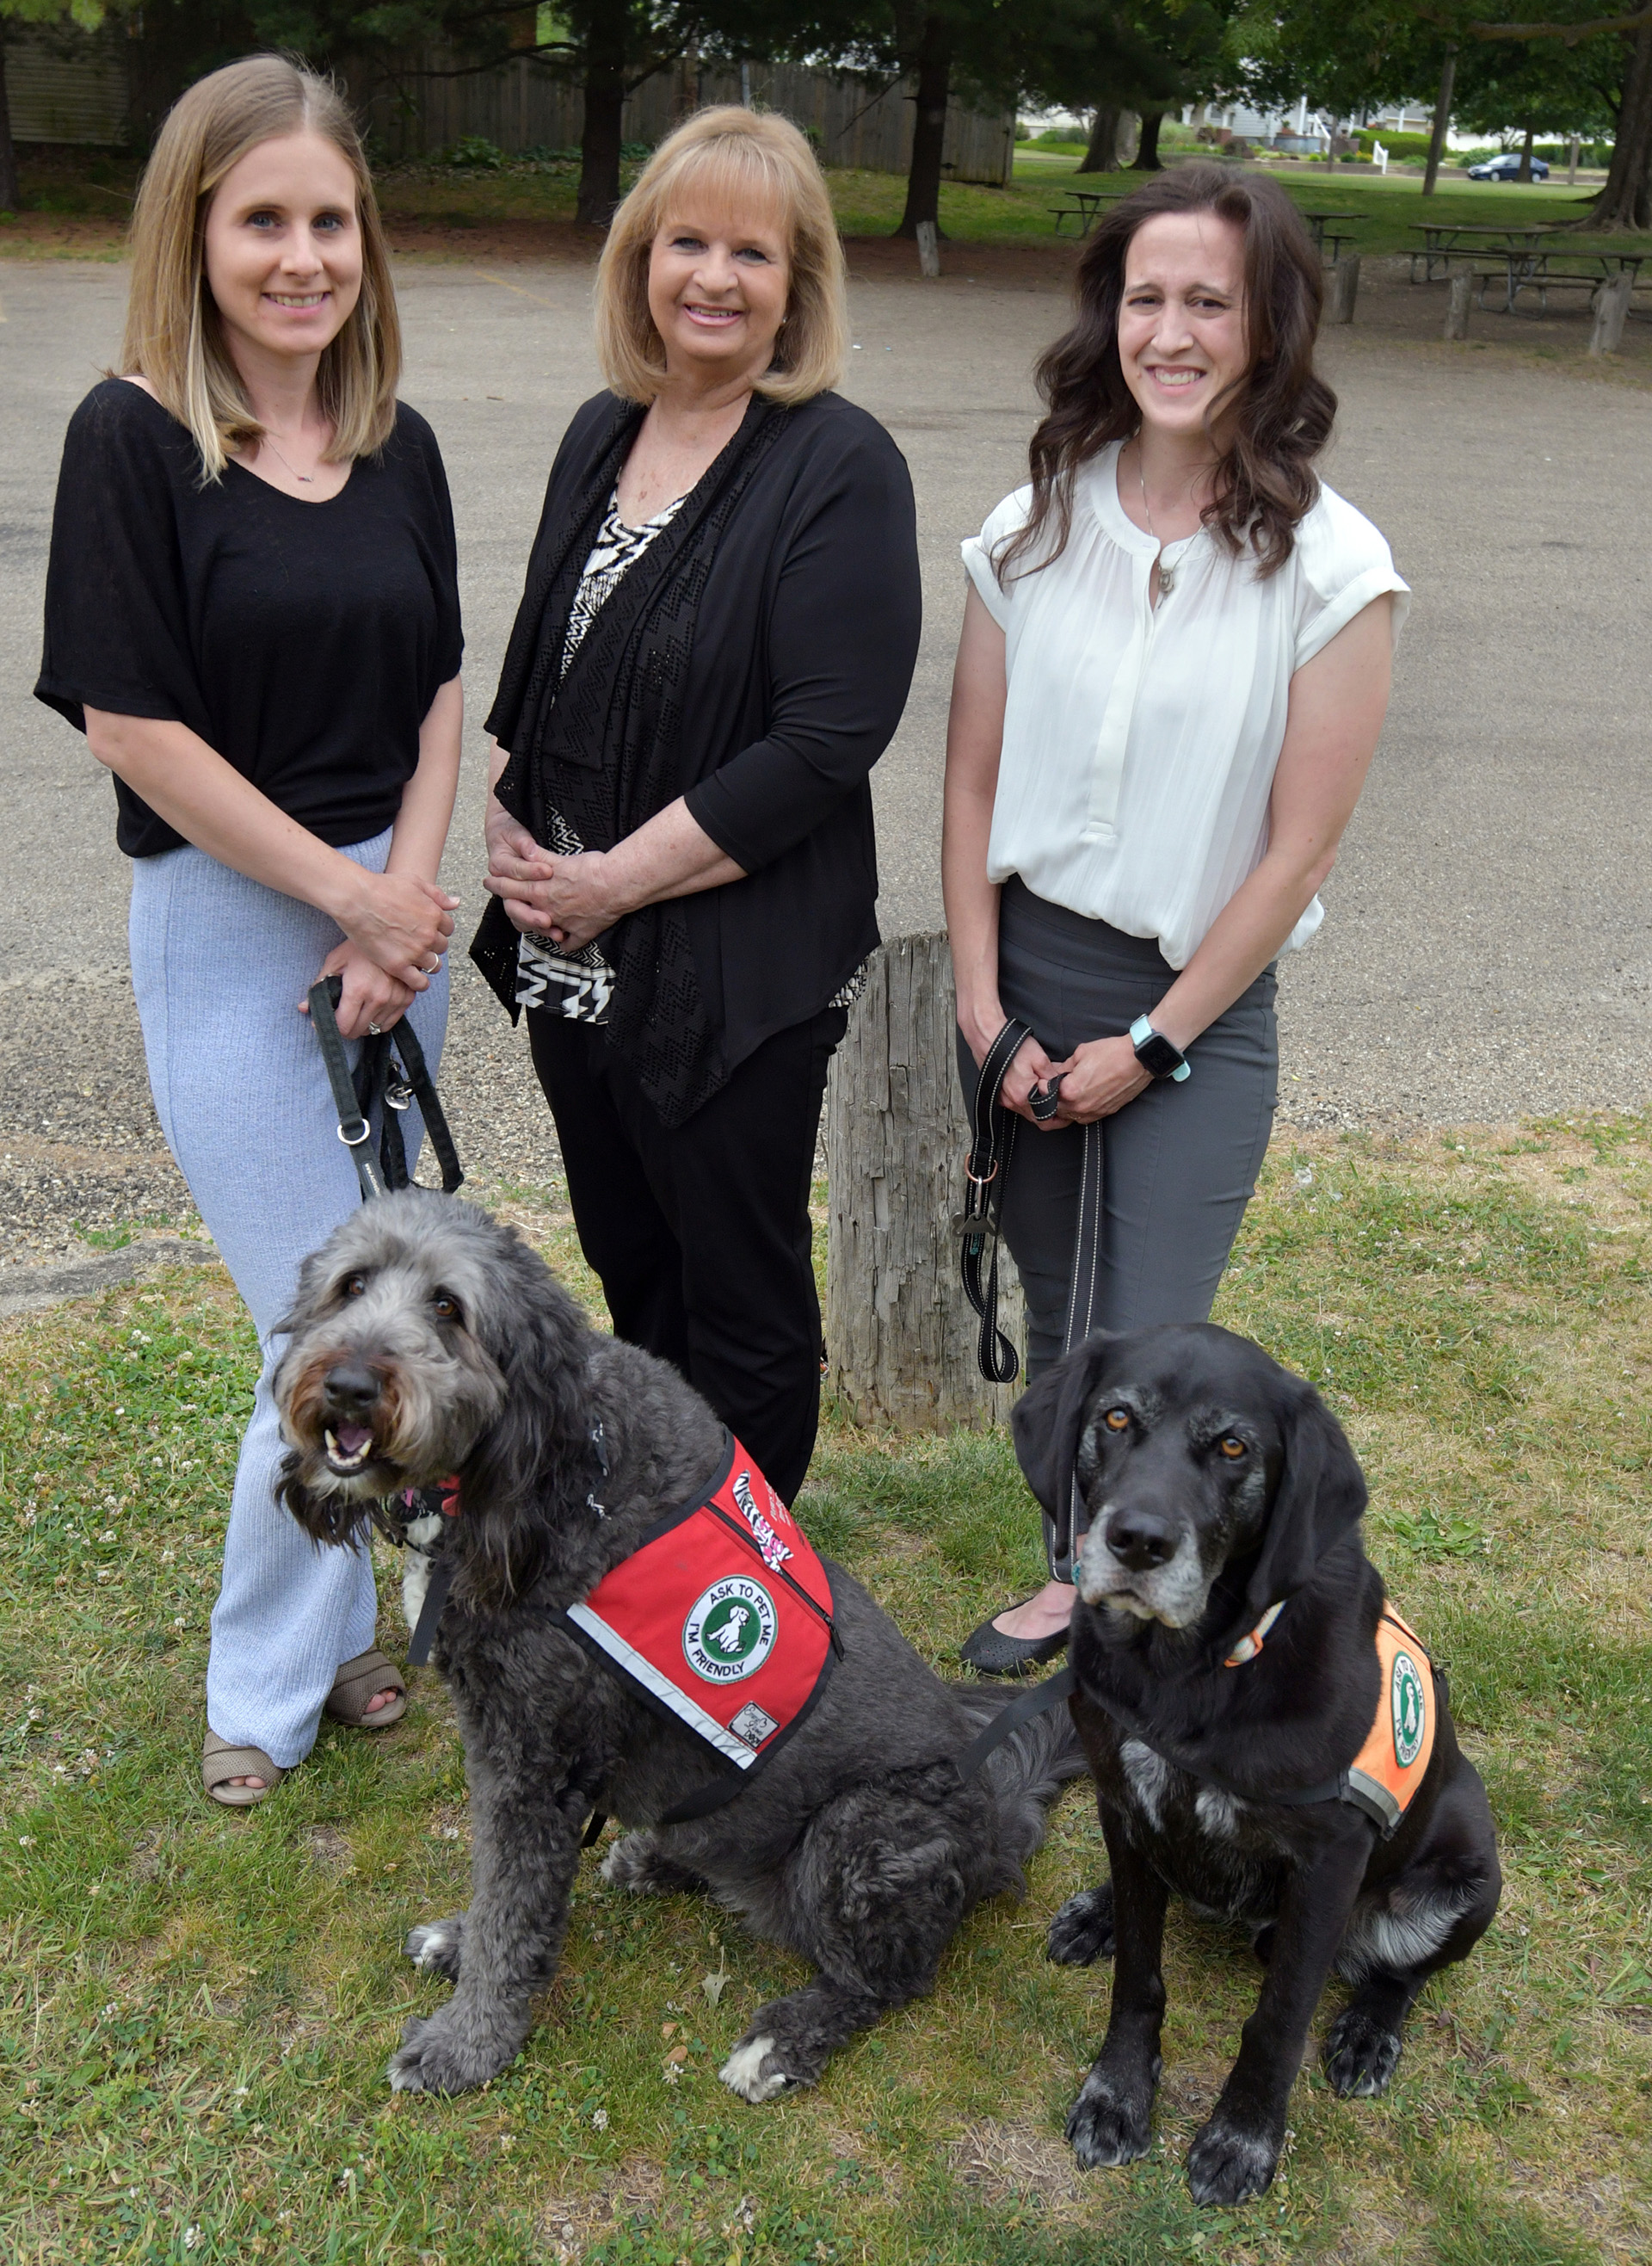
[273,1189,1083,2100]
[1014,1324,1500,2208]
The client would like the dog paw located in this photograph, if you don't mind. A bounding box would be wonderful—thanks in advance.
[1047,1882,1116,1967]
[1186,2114,1279,2207]
[718,2033,792,2105]
[1323,2006,1404,2098]
[404,1915,465,1983]
[1065,2064,1154,2169]
[386,2010,515,2095]
[600,1835,705,1898]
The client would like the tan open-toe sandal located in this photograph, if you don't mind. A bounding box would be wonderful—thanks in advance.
[325,1648,407,1729]
[203,1729,285,1808]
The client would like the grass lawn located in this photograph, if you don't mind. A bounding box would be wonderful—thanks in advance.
[3,1114,1649,2263]
[364,157,1652,263]
[8,146,1648,268]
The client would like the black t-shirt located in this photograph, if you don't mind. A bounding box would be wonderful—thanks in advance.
[35,380,463,857]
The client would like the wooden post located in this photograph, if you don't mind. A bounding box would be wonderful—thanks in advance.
[915,219,940,278]
[1590,271,1632,356]
[1444,272,1472,340]
[826,935,1024,1432]
[1329,255,1360,324]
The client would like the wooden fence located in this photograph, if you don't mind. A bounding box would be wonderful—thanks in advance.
[357,54,1014,186]
[7,29,131,145]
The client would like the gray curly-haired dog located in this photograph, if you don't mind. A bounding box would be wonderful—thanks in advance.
[273,1188,1082,2099]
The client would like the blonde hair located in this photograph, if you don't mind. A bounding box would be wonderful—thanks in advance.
[595,107,848,408]
[120,54,400,479]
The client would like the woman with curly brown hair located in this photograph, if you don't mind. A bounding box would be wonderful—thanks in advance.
[946,166,1409,1674]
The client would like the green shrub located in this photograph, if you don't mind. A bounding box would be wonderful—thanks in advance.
[445,134,506,170]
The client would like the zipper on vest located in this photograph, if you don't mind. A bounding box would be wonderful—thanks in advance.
[705,1502,843,1656]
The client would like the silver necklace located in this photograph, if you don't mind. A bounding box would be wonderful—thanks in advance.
[1137,445,1177,596]
[260,429,315,485]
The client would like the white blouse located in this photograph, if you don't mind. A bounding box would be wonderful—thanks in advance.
[961,442,1410,971]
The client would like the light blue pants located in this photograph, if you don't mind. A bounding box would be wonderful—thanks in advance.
[128,830,448,1768]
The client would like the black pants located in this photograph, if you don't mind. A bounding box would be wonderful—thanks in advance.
[528,1006,847,1505]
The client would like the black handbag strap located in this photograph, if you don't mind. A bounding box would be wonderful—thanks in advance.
[308,976,465,1205]
[959,1016,1035,1385]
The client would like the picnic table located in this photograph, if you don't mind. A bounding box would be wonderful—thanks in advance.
[1299,209,1365,263]
[1410,220,1649,313]
[1407,220,1549,284]
[1484,234,1649,315]
[1049,186,1130,237]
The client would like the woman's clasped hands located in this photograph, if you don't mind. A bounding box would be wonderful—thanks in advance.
[484,805,623,953]
[308,868,459,1040]
[1002,1028,1153,1130]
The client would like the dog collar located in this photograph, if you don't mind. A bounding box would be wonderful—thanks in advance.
[1223,1597,1285,1667]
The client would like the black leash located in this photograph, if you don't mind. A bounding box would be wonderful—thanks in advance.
[306,973,465,1663]
[579,1665,1080,1855]
[959,1016,1045,1384]
[953,1664,1076,1781]
[307,975,465,1203]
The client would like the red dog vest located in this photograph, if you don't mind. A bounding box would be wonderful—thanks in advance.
[564,1436,837,1797]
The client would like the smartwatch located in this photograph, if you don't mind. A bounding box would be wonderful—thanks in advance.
[1130,1015,1191,1083]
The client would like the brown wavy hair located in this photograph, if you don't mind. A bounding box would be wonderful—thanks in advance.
[998,164,1335,583]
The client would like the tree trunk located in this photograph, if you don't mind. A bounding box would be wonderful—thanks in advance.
[1131,108,1166,171]
[896,14,952,238]
[825,935,1024,1433]
[1591,9,1652,230]
[1423,44,1457,196]
[1515,123,1535,183]
[576,0,628,228]
[0,41,20,218]
[1077,104,1122,174]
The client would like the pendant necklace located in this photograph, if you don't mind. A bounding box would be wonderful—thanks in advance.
[1137,445,1175,596]
[261,429,315,485]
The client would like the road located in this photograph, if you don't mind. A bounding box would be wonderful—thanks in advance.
[2,252,1649,1254]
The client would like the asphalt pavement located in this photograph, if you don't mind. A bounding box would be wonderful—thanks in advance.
[2,252,1649,1259]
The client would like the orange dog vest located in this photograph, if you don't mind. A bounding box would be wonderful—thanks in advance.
[1224,1596,1438,1837]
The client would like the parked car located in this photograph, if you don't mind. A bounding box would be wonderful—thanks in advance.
[1466,151,1550,181]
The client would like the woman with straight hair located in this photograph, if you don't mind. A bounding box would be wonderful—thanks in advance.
[474,106,921,1505]
[946,165,1409,1673]
[36,55,464,1800]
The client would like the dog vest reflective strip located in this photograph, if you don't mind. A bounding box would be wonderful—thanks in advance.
[563,1436,836,1797]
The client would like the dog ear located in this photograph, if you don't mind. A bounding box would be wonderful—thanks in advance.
[457,1237,597,1604]
[1242,1380,1367,1610]
[1010,1334,1120,1522]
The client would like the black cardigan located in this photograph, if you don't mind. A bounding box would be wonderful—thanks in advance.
[479,388,922,1082]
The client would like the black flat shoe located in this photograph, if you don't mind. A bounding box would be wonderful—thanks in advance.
[959,1604,1072,1678]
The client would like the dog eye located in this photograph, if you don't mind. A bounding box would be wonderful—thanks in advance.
[432,1288,463,1324]
[342,1273,367,1299]
[1103,1407,1131,1433]
[1217,1436,1248,1460]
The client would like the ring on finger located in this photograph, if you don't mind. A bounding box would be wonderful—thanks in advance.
[367,1022,383,1035]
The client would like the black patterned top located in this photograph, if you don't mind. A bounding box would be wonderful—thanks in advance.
[515,489,684,1023]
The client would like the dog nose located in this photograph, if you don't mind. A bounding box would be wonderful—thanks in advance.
[1104,1508,1179,1572]
[322,1361,381,1417]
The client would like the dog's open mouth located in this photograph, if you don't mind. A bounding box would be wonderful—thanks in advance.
[324,1423,379,1475]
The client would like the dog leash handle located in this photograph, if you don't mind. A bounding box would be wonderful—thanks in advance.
[959,1016,1035,1385]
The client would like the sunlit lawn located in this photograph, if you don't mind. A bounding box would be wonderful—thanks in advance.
[3,1114,1650,2261]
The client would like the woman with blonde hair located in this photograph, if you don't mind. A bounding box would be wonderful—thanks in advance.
[473,106,920,1503]
[36,55,464,1801]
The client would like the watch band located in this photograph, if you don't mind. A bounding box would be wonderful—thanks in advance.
[1130,1015,1191,1083]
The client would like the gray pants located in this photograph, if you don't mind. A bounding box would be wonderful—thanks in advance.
[958,880,1277,1571]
